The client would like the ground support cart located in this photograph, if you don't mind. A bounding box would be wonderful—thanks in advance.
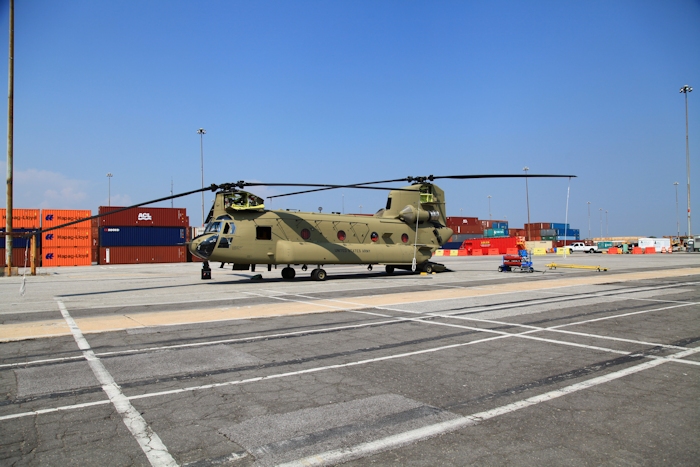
[498,250,534,273]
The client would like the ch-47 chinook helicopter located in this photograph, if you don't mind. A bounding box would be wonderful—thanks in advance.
[188,174,575,281]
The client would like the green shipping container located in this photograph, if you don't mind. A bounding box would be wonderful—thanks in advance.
[597,241,613,249]
[541,236,556,240]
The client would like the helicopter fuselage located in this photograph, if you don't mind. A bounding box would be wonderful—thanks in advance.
[189,184,454,278]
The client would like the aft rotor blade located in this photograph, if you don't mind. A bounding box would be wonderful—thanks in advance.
[432,174,576,180]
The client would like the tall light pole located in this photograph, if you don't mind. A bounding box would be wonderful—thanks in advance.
[106,173,113,206]
[674,182,680,238]
[587,201,591,239]
[523,167,531,240]
[605,210,609,237]
[599,208,603,238]
[487,195,492,220]
[197,128,206,226]
[680,85,692,238]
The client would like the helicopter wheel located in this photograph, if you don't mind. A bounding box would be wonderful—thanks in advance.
[423,263,434,274]
[385,265,395,275]
[311,268,327,281]
[281,267,296,280]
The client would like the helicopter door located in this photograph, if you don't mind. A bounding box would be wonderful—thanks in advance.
[350,222,369,243]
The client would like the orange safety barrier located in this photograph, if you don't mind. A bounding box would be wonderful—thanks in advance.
[458,249,468,256]
[607,247,619,254]
[644,247,656,254]
[506,248,518,255]
[471,249,482,256]
[632,247,643,254]
[488,248,499,255]
[661,247,667,253]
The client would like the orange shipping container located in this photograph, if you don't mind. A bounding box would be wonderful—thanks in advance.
[42,247,92,267]
[0,208,40,228]
[42,209,92,229]
[42,228,92,247]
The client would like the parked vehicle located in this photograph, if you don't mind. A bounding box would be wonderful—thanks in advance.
[565,242,599,253]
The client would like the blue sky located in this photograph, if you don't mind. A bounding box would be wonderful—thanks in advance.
[0,0,699,237]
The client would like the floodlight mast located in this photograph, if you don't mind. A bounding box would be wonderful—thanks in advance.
[680,85,692,238]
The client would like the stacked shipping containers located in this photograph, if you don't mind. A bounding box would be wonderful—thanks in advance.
[98,206,189,264]
[42,210,92,266]
[0,209,40,268]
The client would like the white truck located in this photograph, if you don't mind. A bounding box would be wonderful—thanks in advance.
[566,242,599,253]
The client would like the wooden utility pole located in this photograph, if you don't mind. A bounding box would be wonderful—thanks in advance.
[5,0,14,277]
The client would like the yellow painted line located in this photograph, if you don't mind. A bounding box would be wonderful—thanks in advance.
[2,267,699,342]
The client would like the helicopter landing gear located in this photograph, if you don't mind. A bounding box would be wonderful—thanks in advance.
[201,261,212,280]
[281,267,296,280]
[421,263,434,274]
[385,265,395,275]
[301,265,308,271]
[310,268,327,281]
[367,264,373,271]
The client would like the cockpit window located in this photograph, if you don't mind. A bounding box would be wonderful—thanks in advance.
[205,222,222,233]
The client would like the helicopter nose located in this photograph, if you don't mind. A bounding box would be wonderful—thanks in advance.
[193,234,218,259]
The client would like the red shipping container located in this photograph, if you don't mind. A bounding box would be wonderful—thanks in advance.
[42,209,92,229]
[100,246,187,264]
[98,206,188,227]
[0,248,37,268]
[43,247,92,267]
[462,237,519,255]
[0,208,40,228]
[42,228,92,247]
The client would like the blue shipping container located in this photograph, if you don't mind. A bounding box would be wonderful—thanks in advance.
[551,223,570,230]
[100,227,186,247]
[493,222,508,229]
[0,228,37,249]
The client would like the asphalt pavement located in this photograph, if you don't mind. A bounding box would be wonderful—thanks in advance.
[1,253,698,466]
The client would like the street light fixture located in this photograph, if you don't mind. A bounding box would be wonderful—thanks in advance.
[599,208,603,238]
[197,128,206,226]
[106,173,113,206]
[523,167,531,240]
[487,195,492,220]
[674,182,680,238]
[680,84,693,237]
[587,201,591,239]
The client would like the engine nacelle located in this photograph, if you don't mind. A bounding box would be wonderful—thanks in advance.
[399,205,440,225]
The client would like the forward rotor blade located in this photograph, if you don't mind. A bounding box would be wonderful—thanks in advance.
[267,184,414,199]
[38,184,219,234]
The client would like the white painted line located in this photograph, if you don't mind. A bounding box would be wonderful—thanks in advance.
[277,357,671,467]
[126,333,514,401]
[0,318,411,369]
[550,302,697,329]
[0,400,111,421]
[433,315,689,350]
[56,300,178,467]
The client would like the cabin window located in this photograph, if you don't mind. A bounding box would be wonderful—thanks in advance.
[217,237,230,248]
[256,226,272,240]
[337,230,346,241]
[401,233,409,243]
[300,228,311,240]
[205,222,221,233]
[386,198,392,210]
[371,232,379,242]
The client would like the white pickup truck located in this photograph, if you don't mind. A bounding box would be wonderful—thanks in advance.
[565,242,599,253]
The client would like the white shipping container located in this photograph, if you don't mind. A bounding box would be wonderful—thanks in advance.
[638,238,671,252]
